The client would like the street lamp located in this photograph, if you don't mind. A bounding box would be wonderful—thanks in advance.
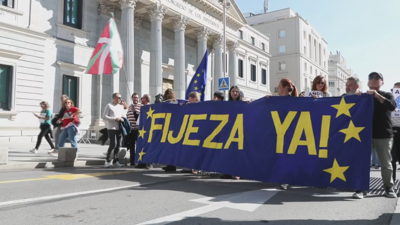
[219,0,231,78]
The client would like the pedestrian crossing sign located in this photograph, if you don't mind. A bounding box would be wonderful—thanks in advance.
[218,77,230,91]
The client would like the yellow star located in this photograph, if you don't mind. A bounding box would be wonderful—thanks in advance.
[331,97,355,118]
[138,148,146,162]
[340,120,365,143]
[194,80,198,84]
[194,86,198,90]
[197,73,200,77]
[146,106,154,119]
[199,92,202,96]
[323,158,349,183]
[138,127,146,139]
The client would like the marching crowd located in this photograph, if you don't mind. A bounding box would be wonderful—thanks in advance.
[29,71,399,200]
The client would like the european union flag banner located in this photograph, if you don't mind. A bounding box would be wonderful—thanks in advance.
[136,95,374,190]
[186,49,208,101]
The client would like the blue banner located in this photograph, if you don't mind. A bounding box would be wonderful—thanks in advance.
[136,95,373,190]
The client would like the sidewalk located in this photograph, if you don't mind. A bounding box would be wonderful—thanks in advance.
[0,143,111,171]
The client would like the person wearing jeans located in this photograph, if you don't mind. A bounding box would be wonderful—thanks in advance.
[49,94,69,155]
[103,93,126,168]
[52,99,81,156]
[30,101,55,153]
[352,72,397,199]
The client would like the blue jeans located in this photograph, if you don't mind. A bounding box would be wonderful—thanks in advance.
[371,148,380,166]
[58,126,78,152]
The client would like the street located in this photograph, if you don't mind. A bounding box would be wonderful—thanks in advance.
[0,167,399,224]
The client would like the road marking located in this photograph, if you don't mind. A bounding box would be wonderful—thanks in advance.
[0,182,153,207]
[0,171,135,184]
[137,189,280,225]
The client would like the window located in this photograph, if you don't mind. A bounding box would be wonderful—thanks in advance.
[262,43,265,51]
[315,69,317,76]
[304,62,307,71]
[304,46,306,54]
[279,30,286,38]
[251,64,256,82]
[261,69,267,85]
[329,81,335,87]
[279,45,285,53]
[238,59,243,78]
[279,62,286,70]
[251,37,255,45]
[304,78,308,91]
[310,66,312,73]
[274,87,278,93]
[0,65,12,110]
[303,31,306,39]
[239,30,243,39]
[63,0,83,29]
[63,75,79,107]
[1,0,13,7]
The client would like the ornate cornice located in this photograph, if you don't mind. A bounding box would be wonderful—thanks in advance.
[227,41,239,53]
[212,35,223,49]
[134,16,143,26]
[172,16,190,31]
[98,0,115,15]
[147,3,167,22]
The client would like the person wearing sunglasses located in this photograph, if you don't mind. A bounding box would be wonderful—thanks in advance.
[103,93,127,168]
[311,75,331,97]
[352,72,397,199]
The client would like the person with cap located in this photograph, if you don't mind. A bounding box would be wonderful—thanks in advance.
[352,72,397,199]
[213,91,224,101]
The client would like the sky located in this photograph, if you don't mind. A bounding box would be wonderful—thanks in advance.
[235,0,399,92]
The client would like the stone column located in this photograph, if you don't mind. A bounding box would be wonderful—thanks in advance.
[172,16,189,100]
[213,35,223,94]
[147,3,167,99]
[227,41,239,87]
[196,27,210,100]
[196,27,210,65]
[120,0,137,103]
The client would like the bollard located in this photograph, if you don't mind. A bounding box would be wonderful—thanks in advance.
[0,147,9,165]
[58,147,77,162]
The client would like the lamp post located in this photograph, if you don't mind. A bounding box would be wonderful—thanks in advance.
[219,0,230,99]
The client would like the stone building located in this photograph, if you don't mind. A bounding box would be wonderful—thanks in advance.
[0,0,271,142]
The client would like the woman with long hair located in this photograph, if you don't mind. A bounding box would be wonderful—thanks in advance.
[51,99,81,156]
[162,88,179,172]
[30,101,55,153]
[49,95,69,155]
[309,75,331,97]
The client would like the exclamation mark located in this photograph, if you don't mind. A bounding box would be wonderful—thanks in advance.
[319,115,331,158]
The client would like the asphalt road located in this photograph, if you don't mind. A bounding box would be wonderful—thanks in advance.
[0,167,398,225]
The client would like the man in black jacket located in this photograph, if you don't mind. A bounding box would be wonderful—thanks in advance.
[353,72,397,199]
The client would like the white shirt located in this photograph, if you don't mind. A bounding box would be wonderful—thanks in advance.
[103,103,126,130]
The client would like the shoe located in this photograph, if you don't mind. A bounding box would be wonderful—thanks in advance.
[114,161,124,167]
[233,176,240,180]
[375,166,380,169]
[352,191,367,199]
[280,184,289,190]
[147,164,153,170]
[29,148,38,154]
[50,152,58,157]
[162,165,176,172]
[180,169,192,173]
[48,150,57,154]
[385,187,397,198]
[105,161,112,168]
[220,174,232,179]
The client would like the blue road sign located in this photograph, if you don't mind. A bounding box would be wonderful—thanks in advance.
[218,77,230,91]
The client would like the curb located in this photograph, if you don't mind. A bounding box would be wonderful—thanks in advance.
[0,160,105,171]
[390,197,400,225]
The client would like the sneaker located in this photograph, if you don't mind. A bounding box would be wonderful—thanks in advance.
[113,161,124,167]
[29,148,38,154]
[385,187,397,198]
[375,166,381,169]
[105,161,112,168]
[280,184,289,190]
[50,152,58,157]
[48,150,57,154]
[352,191,367,199]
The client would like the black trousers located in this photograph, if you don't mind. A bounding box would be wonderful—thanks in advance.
[106,130,122,163]
[391,127,400,180]
[35,124,55,150]
[128,129,138,163]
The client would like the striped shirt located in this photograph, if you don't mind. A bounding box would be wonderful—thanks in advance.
[127,103,141,130]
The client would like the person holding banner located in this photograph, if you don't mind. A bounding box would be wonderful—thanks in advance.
[301,75,331,98]
[213,91,224,101]
[162,89,179,172]
[391,82,400,181]
[353,72,397,199]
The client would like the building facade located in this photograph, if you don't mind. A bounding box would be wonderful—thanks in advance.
[245,8,329,94]
[0,0,271,142]
[328,52,362,96]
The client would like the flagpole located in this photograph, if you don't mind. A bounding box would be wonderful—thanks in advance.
[98,74,103,120]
